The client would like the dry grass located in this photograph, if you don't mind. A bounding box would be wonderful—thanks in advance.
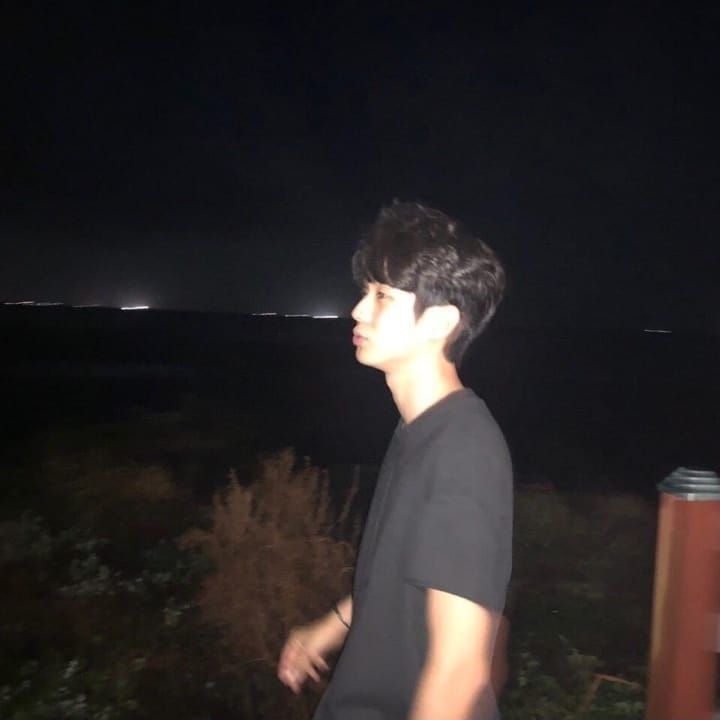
[180,448,360,716]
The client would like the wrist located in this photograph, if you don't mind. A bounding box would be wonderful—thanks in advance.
[320,607,349,646]
[331,602,351,629]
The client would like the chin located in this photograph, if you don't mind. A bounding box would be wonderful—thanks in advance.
[354,348,385,371]
[354,353,377,369]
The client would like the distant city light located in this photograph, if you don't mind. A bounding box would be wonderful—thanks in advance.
[121,305,150,311]
[4,300,35,305]
[251,312,338,319]
[643,328,672,334]
[35,302,63,306]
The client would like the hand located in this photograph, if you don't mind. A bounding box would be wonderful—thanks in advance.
[277,621,333,694]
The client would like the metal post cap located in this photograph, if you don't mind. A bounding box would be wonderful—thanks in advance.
[657,466,720,501]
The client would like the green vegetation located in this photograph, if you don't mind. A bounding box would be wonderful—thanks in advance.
[502,490,653,718]
[1,412,654,718]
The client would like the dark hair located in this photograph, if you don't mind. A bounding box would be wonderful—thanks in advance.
[352,201,505,365]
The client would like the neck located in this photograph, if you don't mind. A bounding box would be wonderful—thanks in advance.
[385,354,464,425]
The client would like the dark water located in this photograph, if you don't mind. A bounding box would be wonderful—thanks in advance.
[2,306,719,496]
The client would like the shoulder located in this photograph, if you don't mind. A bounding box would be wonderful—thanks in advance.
[425,394,513,503]
[433,393,511,473]
[442,393,508,450]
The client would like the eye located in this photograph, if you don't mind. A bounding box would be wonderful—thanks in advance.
[359,283,391,301]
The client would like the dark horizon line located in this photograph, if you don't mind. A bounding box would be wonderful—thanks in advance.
[2,302,717,339]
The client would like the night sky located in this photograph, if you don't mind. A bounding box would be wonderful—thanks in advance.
[2,3,718,331]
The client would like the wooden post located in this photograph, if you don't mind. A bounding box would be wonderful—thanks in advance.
[646,467,720,720]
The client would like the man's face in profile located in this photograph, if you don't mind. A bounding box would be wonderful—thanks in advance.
[351,281,426,373]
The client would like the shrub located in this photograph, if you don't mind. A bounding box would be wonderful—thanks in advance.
[181,448,360,719]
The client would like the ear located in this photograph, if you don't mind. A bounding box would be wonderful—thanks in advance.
[418,304,461,341]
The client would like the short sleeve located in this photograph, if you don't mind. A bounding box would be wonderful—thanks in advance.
[403,468,511,612]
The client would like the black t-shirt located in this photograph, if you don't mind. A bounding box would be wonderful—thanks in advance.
[313,388,513,720]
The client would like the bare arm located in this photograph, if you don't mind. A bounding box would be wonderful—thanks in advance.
[334,593,353,631]
[277,594,353,694]
[313,593,353,653]
[408,588,500,720]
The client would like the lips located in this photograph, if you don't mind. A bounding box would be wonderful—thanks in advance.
[352,329,368,345]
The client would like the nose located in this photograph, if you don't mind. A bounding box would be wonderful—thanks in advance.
[351,293,370,323]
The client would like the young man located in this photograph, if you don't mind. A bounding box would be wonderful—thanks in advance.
[278,202,513,719]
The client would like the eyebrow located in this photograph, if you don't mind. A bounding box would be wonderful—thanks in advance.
[361,279,394,294]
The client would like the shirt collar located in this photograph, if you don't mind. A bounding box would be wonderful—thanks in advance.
[396,387,475,444]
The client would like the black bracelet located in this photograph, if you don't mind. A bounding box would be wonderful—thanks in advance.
[332,603,350,629]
